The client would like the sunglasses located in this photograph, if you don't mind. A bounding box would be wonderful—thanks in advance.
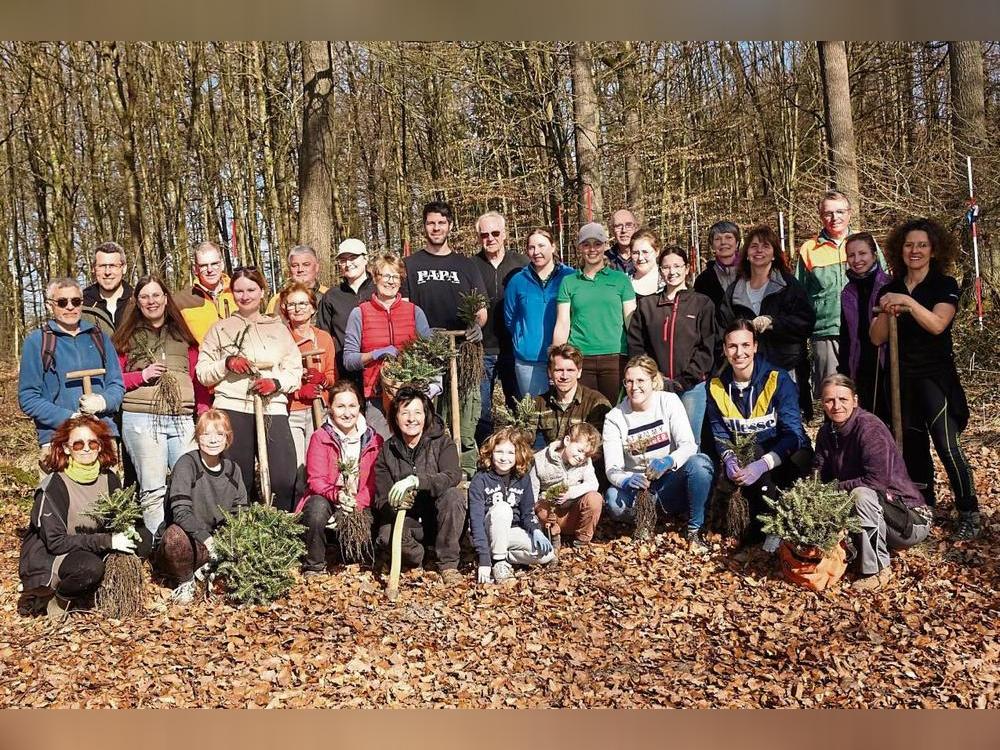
[49,297,83,309]
[479,230,502,240]
[71,439,101,451]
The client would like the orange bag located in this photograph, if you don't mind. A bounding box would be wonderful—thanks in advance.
[778,540,848,592]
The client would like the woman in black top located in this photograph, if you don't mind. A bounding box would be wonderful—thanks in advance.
[871,218,979,540]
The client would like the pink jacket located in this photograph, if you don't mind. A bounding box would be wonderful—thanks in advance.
[118,345,211,416]
[296,421,384,512]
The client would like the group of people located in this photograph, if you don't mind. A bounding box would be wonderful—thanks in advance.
[16,193,981,618]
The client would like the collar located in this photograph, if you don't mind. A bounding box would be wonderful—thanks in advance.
[816,228,850,248]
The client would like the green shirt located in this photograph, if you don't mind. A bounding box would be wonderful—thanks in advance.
[557,266,635,356]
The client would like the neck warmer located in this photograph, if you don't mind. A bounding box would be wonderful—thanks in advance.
[846,262,880,283]
[66,457,100,484]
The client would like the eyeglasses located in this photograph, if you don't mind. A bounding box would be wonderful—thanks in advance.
[96,263,123,271]
[479,230,502,240]
[284,301,313,310]
[821,210,850,219]
[70,439,101,451]
[612,222,636,231]
[378,273,401,282]
[49,297,83,309]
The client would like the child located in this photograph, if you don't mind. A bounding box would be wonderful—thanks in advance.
[530,422,604,549]
[468,427,555,585]
[154,409,248,604]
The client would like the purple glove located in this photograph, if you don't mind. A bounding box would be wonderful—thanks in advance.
[722,452,742,482]
[738,458,769,487]
[372,346,398,360]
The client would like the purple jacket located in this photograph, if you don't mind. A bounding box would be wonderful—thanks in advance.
[840,267,890,379]
[813,407,925,508]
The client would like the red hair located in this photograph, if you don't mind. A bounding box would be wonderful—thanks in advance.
[42,416,118,474]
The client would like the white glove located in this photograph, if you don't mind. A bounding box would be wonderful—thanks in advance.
[325,513,338,530]
[426,382,443,400]
[338,489,357,513]
[751,315,773,333]
[79,393,107,415]
[111,532,137,554]
[193,562,213,582]
[203,535,217,561]
[477,565,492,585]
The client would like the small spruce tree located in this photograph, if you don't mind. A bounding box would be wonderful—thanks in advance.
[758,476,862,554]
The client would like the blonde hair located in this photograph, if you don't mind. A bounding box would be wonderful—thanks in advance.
[623,355,664,391]
[563,422,601,456]
[195,409,234,449]
[372,251,406,280]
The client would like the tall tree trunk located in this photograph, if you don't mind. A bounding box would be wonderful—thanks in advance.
[298,41,335,261]
[817,42,860,213]
[949,41,987,160]
[570,42,603,224]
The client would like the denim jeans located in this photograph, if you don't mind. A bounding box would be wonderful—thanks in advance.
[121,411,196,535]
[514,359,549,398]
[476,352,519,444]
[603,452,714,531]
[679,382,707,448]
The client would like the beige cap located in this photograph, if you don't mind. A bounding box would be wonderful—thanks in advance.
[336,238,367,257]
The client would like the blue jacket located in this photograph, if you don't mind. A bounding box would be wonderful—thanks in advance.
[504,263,575,364]
[468,470,539,566]
[706,355,808,464]
[18,320,125,445]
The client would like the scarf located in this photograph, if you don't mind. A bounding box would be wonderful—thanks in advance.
[846,261,881,283]
[66,457,100,484]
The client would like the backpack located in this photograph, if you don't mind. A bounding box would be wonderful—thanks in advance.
[40,323,107,373]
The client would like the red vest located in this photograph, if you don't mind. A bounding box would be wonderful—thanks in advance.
[359,296,418,396]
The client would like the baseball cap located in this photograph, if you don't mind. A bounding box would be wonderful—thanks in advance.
[336,238,367,257]
[577,222,608,245]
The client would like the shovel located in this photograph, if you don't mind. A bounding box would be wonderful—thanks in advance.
[66,368,106,398]
[252,360,275,507]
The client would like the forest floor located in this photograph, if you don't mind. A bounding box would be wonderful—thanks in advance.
[0,362,996,708]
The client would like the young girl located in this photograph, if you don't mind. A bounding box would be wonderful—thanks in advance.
[531,422,604,550]
[154,409,248,604]
[19,416,140,619]
[468,427,555,586]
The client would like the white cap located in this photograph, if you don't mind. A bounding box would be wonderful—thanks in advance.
[336,238,367,257]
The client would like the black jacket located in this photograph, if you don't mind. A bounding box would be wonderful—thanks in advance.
[82,282,133,334]
[693,262,734,310]
[472,250,529,354]
[316,275,377,383]
[627,288,716,392]
[717,270,815,372]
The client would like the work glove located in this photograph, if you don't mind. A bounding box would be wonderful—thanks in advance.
[337,489,356,513]
[225,355,254,374]
[141,362,167,383]
[464,323,483,344]
[79,393,106,415]
[372,345,399,360]
[722,451,743,482]
[531,528,553,556]
[297,383,321,401]
[303,367,325,385]
[250,378,280,397]
[751,315,773,333]
[648,455,675,479]
[738,458,769,487]
[762,534,781,554]
[388,475,419,510]
[623,473,649,491]
[477,565,492,585]
[203,535,217,561]
[426,382,443,400]
[193,562,213,583]
[110,533,137,554]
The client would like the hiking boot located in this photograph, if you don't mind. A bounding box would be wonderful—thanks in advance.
[170,579,197,605]
[954,512,981,541]
[46,594,71,622]
[491,560,515,586]
[439,568,463,587]
[851,567,893,591]
[302,569,326,580]
[686,528,710,555]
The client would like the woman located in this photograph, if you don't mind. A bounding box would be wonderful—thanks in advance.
[628,229,662,298]
[342,252,433,409]
[627,245,715,441]
[278,282,337,493]
[717,225,814,377]
[694,220,742,310]
[197,267,303,512]
[504,228,576,397]
[113,275,208,537]
[156,409,248,604]
[373,386,465,585]
[706,320,813,553]
[602,356,714,550]
[18,416,144,619]
[838,232,891,416]
[871,218,979,540]
[814,375,932,591]
[297,380,384,574]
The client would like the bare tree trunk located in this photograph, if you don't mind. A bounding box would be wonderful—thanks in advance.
[818,42,860,212]
[298,41,335,261]
[949,41,987,158]
[570,42,603,224]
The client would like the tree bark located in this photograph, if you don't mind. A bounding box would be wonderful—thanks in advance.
[570,42,603,224]
[298,41,335,261]
[949,41,987,159]
[818,42,860,212]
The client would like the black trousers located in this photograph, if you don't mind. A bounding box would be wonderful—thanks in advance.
[375,487,467,570]
[300,495,374,570]
[222,409,298,512]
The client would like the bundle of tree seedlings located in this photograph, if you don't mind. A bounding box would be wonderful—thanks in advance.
[86,485,145,619]
[380,331,453,396]
[626,435,657,542]
[457,290,489,395]
[721,433,758,540]
[334,456,374,566]
[490,381,539,442]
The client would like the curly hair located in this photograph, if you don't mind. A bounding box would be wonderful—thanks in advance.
[883,218,958,277]
[42,415,117,474]
[477,427,534,478]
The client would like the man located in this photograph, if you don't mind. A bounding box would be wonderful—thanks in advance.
[402,201,488,472]
[532,344,612,448]
[82,241,132,335]
[175,242,236,343]
[18,278,125,453]
[605,209,638,275]
[471,211,528,443]
[316,238,376,387]
[265,245,329,315]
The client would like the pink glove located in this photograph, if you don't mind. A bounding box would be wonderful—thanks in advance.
[738,458,769,487]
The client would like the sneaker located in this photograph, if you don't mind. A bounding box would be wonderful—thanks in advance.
[851,567,893,591]
[46,595,71,622]
[170,579,197,605]
[686,528,709,554]
[491,560,515,586]
[954,512,981,541]
[302,568,326,579]
[439,568,463,587]
[569,538,591,550]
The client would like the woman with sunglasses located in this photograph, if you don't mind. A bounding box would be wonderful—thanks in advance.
[197,267,303,511]
[18,416,150,619]
[112,275,209,538]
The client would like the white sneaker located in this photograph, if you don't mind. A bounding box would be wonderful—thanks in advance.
[170,579,197,605]
[491,560,515,586]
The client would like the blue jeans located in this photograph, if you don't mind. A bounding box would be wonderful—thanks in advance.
[603,452,714,531]
[679,382,707,448]
[121,411,196,535]
[514,359,549,398]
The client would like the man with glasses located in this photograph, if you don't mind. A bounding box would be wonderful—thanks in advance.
[606,208,638,275]
[471,211,527,442]
[81,241,132,335]
[265,245,329,315]
[18,278,124,460]
[176,241,237,343]
[317,238,376,390]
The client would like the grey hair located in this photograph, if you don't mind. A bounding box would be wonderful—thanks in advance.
[708,221,741,245]
[287,244,318,262]
[475,211,506,234]
[46,277,82,299]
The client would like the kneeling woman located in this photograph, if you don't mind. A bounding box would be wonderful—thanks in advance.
[19,416,147,618]
[706,320,813,550]
[814,375,932,590]
[373,386,466,585]
[296,381,384,574]
[155,409,248,604]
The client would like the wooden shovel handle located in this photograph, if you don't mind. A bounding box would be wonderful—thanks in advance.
[386,508,406,601]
